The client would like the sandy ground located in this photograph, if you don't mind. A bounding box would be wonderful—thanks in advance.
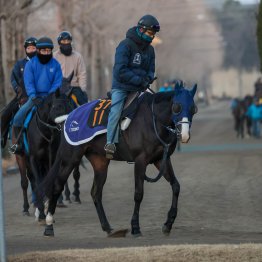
[3,100,262,257]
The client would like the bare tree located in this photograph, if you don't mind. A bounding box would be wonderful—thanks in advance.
[0,0,49,105]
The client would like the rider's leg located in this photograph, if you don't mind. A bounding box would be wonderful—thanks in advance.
[105,89,127,157]
[10,98,34,154]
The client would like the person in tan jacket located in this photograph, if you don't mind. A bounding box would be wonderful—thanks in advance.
[54,31,88,105]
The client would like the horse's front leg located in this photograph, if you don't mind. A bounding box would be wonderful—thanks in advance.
[72,166,81,203]
[44,160,77,237]
[154,158,180,235]
[131,156,147,237]
[30,156,46,222]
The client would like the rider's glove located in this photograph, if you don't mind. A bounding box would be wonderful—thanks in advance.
[32,97,43,106]
[141,76,151,91]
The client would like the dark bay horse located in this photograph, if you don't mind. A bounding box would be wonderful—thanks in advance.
[1,88,30,215]
[41,84,198,237]
[11,88,74,218]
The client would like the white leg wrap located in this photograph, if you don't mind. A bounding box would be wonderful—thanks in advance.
[44,200,49,215]
[46,212,54,225]
[34,208,40,221]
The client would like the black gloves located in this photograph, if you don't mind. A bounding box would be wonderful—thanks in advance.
[32,97,43,106]
[141,76,151,91]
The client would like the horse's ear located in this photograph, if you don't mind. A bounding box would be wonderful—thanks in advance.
[67,71,74,83]
[190,84,197,97]
[55,88,60,97]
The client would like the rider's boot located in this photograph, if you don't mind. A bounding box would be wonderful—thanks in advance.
[9,126,23,154]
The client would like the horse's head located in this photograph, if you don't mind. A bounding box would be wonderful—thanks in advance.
[47,88,75,124]
[172,84,198,143]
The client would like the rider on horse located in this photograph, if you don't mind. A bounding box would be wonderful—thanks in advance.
[54,31,88,105]
[1,37,37,148]
[9,36,63,154]
[104,14,160,158]
[10,37,38,100]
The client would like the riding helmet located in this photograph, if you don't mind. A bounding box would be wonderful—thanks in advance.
[57,31,73,44]
[24,37,38,48]
[36,37,54,49]
[137,14,160,32]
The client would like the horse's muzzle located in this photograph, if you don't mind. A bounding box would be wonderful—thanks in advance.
[178,117,190,143]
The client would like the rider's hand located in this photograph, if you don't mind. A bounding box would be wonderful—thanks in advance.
[141,76,151,91]
[16,86,23,98]
[32,97,43,106]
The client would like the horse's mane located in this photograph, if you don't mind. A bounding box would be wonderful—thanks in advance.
[143,88,188,105]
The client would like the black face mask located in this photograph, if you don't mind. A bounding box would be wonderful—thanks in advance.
[37,53,53,64]
[60,44,72,56]
[26,51,36,59]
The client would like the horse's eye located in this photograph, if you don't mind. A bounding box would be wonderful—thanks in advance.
[190,104,198,115]
[172,103,182,114]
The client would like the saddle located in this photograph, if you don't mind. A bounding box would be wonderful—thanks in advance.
[64,92,146,146]
[87,92,141,130]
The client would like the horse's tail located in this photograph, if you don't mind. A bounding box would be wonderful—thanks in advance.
[40,157,61,199]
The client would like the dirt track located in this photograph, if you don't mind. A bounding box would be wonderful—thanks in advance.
[3,100,262,256]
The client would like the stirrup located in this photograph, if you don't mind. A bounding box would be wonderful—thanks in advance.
[9,144,23,155]
[104,144,116,159]
[9,144,18,154]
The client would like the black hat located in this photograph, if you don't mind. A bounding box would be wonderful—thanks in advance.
[57,31,73,44]
[24,37,38,48]
[137,14,160,32]
[36,37,54,49]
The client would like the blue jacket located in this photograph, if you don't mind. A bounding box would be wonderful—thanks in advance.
[24,56,63,98]
[246,104,262,120]
[112,27,155,92]
[10,58,28,93]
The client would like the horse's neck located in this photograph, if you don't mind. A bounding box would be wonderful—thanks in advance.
[37,104,51,123]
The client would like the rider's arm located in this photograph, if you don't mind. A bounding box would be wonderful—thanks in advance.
[10,62,20,93]
[24,61,36,99]
[114,42,142,86]
[48,62,63,94]
[148,47,155,81]
[77,54,87,91]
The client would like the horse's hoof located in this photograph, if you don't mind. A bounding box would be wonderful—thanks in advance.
[23,211,30,216]
[64,200,72,205]
[56,202,67,208]
[107,229,129,238]
[162,225,171,236]
[44,225,54,237]
[74,198,81,204]
[131,228,142,237]
[38,218,46,226]
[132,232,142,238]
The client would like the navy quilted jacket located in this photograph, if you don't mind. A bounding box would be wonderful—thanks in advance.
[112,27,155,92]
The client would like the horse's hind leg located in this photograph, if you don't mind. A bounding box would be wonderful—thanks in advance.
[64,182,71,202]
[131,156,147,237]
[72,166,81,203]
[88,155,112,234]
[154,158,180,235]
[16,155,30,215]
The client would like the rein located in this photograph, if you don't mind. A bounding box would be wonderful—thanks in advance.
[144,96,176,183]
[35,108,62,169]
